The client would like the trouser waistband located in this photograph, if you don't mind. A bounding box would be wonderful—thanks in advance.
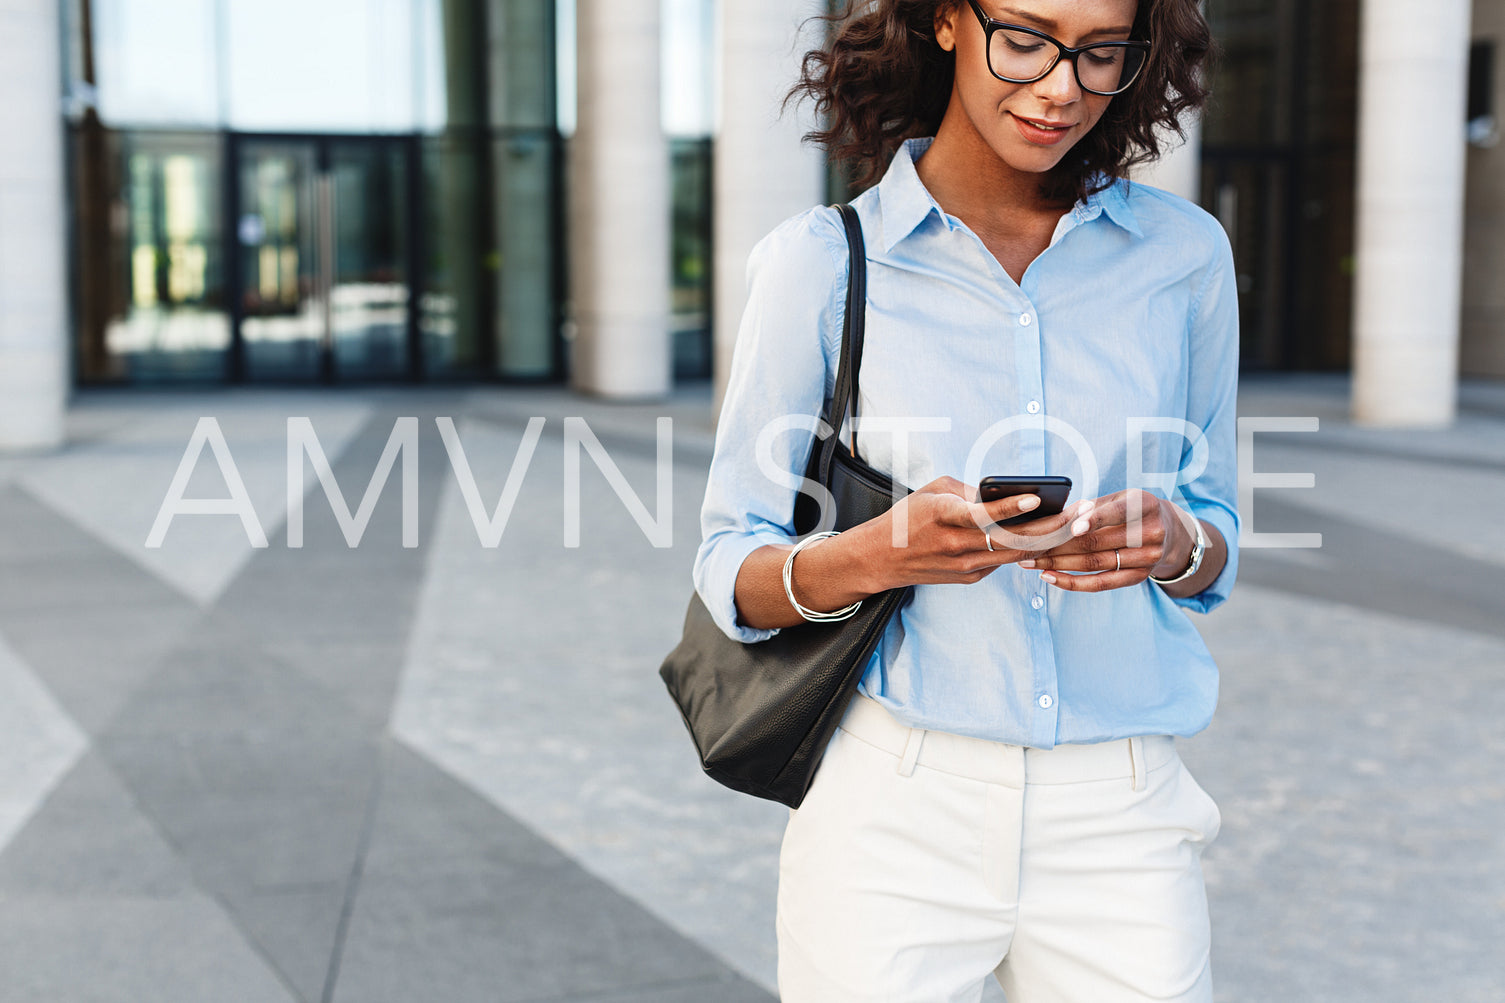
[838,694,1177,792]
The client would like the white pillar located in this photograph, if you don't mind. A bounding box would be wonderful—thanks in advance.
[0,0,69,451]
[569,0,671,399]
[713,1,828,410]
[1351,0,1472,426]
[1129,116,1202,204]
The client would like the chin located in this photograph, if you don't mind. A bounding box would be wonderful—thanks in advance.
[993,141,1073,176]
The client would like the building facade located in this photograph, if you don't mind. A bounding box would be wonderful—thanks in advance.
[48,0,718,395]
[0,0,1501,449]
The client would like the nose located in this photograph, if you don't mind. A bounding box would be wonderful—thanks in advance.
[1032,56,1082,105]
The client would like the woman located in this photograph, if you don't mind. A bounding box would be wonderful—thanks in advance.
[693,0,1237,999]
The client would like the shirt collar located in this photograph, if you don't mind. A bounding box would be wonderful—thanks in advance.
[875,138,945,253]
[874,137,1144,251]
[1076,177,1144,239]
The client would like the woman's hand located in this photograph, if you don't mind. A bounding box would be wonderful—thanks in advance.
[1017,489,1197,593]
[731,476,1077,630]
[848,476,1077,593]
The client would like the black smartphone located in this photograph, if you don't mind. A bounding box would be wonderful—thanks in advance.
[978,475,1074,527]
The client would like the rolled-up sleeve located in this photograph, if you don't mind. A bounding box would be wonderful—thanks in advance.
[692,208,848,641]
[1170,218,1241,614]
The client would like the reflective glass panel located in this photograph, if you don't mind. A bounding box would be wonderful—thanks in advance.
[223,0,418,132]
[671,138,712,380]
[90,132,230,381]
[328,142,412,380]
[493,132,559,378]
[93,0,219,127]
[238,142,322,380]
[421,136,486,377]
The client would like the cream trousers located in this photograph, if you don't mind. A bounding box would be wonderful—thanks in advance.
[777,694,1222,1003]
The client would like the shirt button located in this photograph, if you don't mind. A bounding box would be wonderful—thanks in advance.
[1026,400,1041,414]
[1019,314,1032,327]
[1031,595,1045,610]
[1038,694,1054,710]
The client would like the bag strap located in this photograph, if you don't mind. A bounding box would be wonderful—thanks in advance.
[829,203,867,459]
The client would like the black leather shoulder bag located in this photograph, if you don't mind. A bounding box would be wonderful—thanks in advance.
[659,203,913,809]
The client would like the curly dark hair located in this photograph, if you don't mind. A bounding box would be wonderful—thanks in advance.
[789,0,1213,204]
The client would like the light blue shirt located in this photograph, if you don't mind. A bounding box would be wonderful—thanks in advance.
[693,138,1240,747]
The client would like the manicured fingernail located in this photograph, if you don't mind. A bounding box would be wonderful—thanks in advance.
[1072,518,1091,535]
[1018,559,1036,569]
[1041,572,1057,584]
[1018,495,1040,511]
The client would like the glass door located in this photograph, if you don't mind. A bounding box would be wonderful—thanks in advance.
[327,141,410,379]
[233,136,415,381]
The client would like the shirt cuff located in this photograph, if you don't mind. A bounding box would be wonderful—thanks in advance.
[694,530,793,643]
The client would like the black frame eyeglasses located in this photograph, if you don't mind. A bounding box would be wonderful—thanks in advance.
[965,0,1151,97]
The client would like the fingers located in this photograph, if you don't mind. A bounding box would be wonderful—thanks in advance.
[1038,568,1148,593]
[1030,521,1162,560]
[936,492,1047,531]
[979,497,1090,553]
[973,492,1091,531]
[1063,490,1173,549]
[1022,546,1159,574]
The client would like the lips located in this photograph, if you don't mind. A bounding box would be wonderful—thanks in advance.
[1017,115,1072,131]
[1011,113,1076,146]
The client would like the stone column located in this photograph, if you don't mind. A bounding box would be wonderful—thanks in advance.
[1351,0,1472,426]
[0,0,69,451]
[713,1,828,409]
[1130,116,1202,204]
[569,0,670,399]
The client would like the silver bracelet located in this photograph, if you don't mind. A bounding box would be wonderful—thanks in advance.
[782,531,863,623]
[1148,516,1208,585]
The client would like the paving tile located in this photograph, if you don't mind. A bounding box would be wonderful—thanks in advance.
[55,410,462,998]
[332,741,767,1002]
[1238,495,1505,643]
[358,741,572,878]
[0,486,114,563]
[333,866,734,1003]
[0,753,189,898]
[390,418,784,987]
[0,897,297,1003]
[0,602,201,735]
[0,551,187,614]
[0,630,87,854]
[548,978,775,1003]
[257,638,410,729]
[100,732,378,894]
[232,882,349,1003]
[1188,584,1505,1003]
[16,397,376,606]
[0,486,201,734]
[97,628,362,741]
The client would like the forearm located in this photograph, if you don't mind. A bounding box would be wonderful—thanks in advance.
[732,527,886,631]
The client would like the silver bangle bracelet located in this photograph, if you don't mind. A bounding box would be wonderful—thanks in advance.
[1148,516,1208,585]
[782,531,863,623]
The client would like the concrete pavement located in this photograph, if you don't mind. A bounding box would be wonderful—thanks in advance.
[0,374,1500,1001]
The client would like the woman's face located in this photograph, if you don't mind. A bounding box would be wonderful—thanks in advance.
[935,0,1140,177]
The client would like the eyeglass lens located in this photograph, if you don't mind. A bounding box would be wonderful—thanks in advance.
[989,29,1146,93]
